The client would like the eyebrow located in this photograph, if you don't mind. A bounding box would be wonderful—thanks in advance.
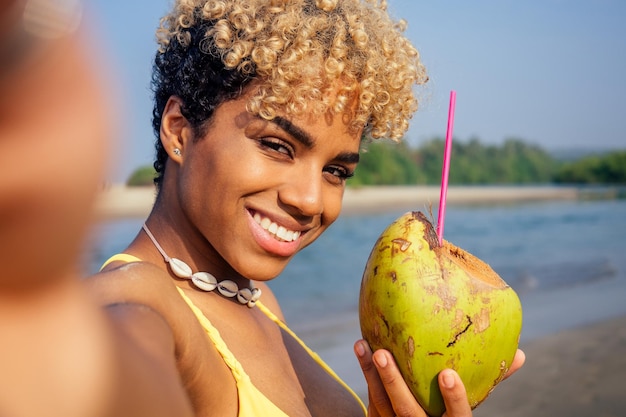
[272,116,360,164]
[272,116,315,148]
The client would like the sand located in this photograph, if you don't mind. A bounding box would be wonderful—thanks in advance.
[94,184,582,219]
[341,185,580,215]
[474,315,626,417]
[95,184,157,219]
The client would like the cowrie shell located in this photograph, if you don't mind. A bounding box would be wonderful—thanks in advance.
[217,280,238,298]
[191,272,218,292]
[248,288,262,307]
[237,287,252,304]
[169,258,192,278]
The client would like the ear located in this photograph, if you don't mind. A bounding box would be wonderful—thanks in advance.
[160,96,193,162]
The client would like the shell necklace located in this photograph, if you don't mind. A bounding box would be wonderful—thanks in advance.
[142,223,262,308]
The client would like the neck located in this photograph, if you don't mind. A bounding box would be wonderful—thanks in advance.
[141,222,261,308]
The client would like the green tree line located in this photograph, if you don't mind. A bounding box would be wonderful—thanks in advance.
[349,138,626,186]
[127,138,626,186]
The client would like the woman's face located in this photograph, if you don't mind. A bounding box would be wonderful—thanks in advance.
[171,94,362,281]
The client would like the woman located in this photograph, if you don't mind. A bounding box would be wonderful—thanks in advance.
[94,1,524,416]
[2,0,523,416]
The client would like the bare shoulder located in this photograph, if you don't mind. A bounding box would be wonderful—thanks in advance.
[84,260,205,351]
[84,259,188,355]
[85,260,176,308]
[85,260,238,415]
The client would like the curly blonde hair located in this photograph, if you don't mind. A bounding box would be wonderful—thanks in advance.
[151,0,427,184]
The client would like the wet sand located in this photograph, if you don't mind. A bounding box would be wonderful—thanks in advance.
[474,314,626,417]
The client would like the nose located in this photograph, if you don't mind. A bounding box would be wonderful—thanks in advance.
[278,167,324,217]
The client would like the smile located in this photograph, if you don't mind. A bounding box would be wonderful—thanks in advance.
[252,213,302,242]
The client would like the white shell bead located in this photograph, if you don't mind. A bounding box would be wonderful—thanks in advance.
[248,288,262,307]
[217,280,239,298]
[169,258,193,278]
[191,272,218,292]
[237,287,252,304]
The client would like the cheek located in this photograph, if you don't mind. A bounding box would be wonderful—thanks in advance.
[188,140,262,191]
[319,186,346,229]
[176,143,246,218]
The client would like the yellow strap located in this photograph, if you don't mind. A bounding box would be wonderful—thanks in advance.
[99,253,142,270]
[256,302,368,415]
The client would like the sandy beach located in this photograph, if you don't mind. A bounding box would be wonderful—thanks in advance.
[474,314,626,417]
[94,184,584,219]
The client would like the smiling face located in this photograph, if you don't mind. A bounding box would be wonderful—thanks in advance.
[158,91,362,282]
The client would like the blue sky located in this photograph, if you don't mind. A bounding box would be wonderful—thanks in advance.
[89,1,626,182]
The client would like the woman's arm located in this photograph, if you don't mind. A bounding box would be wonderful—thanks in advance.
[0,283,194,417]
[0,4,195,416]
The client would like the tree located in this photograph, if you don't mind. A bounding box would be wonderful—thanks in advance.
[350,139,424,186]
[554,151,626,184]
[127,165,157,187]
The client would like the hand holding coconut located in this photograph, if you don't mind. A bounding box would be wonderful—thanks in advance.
[355,339,468,417]
[355,92,525,417]
[356,338,525,417]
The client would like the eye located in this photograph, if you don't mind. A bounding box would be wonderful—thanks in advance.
[258,138,294,158]
[323,165,354,184]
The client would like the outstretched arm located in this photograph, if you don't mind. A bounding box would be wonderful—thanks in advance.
[0,3,194,416]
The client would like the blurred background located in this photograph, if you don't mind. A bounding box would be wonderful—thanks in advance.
[87,2,626,416]
[89,0,626,184]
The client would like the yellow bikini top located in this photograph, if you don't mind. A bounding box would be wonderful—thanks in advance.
[101,253,367,417]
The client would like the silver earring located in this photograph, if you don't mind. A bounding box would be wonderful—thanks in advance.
[173,148,181,156]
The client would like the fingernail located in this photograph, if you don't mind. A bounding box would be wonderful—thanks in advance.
[355,341,365,358]
[373,352,388,368]
[441,370,455,389]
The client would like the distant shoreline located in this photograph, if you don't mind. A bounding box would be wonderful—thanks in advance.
[94,184,616,220]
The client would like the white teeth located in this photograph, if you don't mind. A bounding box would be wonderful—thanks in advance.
[252,212,301,242]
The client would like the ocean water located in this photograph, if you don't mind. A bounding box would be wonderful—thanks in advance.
[85,196,626,396]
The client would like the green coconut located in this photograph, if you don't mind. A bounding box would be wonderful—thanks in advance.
[359,211,522,416]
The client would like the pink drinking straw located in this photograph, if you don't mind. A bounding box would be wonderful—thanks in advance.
[437,90,456,246]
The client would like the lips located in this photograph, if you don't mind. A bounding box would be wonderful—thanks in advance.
[245,208,309,259]
[252,212,302,242]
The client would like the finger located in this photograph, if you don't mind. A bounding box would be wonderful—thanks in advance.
[371,349,425,417]
[367,392,382,417]
[354,340,393,417]
[439,369,472,417]
[504,349,526,380]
